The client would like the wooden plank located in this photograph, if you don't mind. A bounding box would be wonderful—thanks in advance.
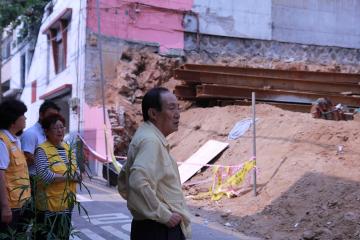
[178,140,229,184]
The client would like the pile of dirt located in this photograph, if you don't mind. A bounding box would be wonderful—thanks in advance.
[167,104,360,240]
[102,47,360,238]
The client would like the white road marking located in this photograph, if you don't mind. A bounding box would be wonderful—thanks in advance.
[83,213,131,225]
[69,235,82,240]
[121,223,131,232]
[101,225,130,240]
[76,194,93,202]
[81,228,106,240]
[86,213,129,218]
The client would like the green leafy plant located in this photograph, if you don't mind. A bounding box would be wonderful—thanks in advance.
[0,0,49,35]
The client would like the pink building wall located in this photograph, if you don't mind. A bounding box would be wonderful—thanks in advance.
[83,103,114,161]
[87,0,194,52]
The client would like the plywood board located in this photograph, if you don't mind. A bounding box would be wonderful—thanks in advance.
[179,140,229,184]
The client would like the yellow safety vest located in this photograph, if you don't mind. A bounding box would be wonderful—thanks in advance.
[36,141,77,212]
[0,131,30,209]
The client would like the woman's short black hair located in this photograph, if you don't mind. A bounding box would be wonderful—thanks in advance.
[41,113,66,131]
[0,99,27,130]
[142,87,169,121]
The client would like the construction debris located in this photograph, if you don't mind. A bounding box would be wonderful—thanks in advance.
[178,140,229,184]
[106,47,184,155]
[310,98,355,121]
[174,64,360,110]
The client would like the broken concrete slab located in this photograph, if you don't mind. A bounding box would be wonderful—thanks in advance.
[179,140,229,184]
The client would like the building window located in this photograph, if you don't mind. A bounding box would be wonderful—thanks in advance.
[1,37,11,61]
[43,8,72,75]
[1,79,10,93]
[31,80,37,103]
[20,54,26,88]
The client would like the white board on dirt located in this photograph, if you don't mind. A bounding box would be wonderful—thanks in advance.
[179,140,229,184]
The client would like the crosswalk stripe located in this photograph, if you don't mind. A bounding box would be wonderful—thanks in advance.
[83,213,131,225]
[69,235,82,240]
[81,228,107,240]
[91,218,131,225]
[121,223,131,232]
[76,194,93,202]
[86,213,129,218]
[101,226,130,240]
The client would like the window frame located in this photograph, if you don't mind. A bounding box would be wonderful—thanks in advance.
[42,8,72,75]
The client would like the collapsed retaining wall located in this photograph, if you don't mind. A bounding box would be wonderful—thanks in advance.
[84,32,184,155]
[85,31,360,156]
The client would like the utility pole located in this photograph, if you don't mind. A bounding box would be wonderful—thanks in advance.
[95,0,111,186]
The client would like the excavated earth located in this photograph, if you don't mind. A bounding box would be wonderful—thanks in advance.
[106,48,360,239]
[167,104,360,240]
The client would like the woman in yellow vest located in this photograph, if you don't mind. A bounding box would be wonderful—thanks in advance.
[34,113,79,239]
[0,99,31,238]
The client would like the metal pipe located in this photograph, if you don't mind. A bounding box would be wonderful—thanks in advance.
[252,92,257,196]
[95,0,110,187]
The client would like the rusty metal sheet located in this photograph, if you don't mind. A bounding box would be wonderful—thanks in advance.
[196,84,360,107]
[181,64,360,84]
[174,69,360,94]
[174,69,201,83]
[174,85,196,99]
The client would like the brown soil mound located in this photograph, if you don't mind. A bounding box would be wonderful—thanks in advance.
[168,104,360,240]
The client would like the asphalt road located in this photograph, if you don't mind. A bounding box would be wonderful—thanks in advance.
[70,178,260,240]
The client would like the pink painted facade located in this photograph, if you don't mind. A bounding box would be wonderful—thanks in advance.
[83,103,114,161]
[87,0,193,52]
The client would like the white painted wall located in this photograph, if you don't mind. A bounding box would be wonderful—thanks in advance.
[21,0,106,177]
[22,0,87,130]
[272,0,360,48]
[1,28,30,95]
[186,0,272,40]
[9,42,26,90]
[187,0,360,49]
[1,60,11,84]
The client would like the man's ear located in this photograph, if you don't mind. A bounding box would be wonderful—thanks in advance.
[43,129,49,139]
[148,108,157,121]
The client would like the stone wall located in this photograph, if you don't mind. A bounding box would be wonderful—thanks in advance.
[184,33,360,73]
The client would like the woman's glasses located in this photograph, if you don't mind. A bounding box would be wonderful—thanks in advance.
[50,126,66,131]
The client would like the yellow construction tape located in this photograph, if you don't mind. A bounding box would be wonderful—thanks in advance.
[187,160,255,201]
[210,160,255,201]
[104,125,122,173]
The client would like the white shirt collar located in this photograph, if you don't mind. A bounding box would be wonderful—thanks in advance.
[2,130,18,143]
